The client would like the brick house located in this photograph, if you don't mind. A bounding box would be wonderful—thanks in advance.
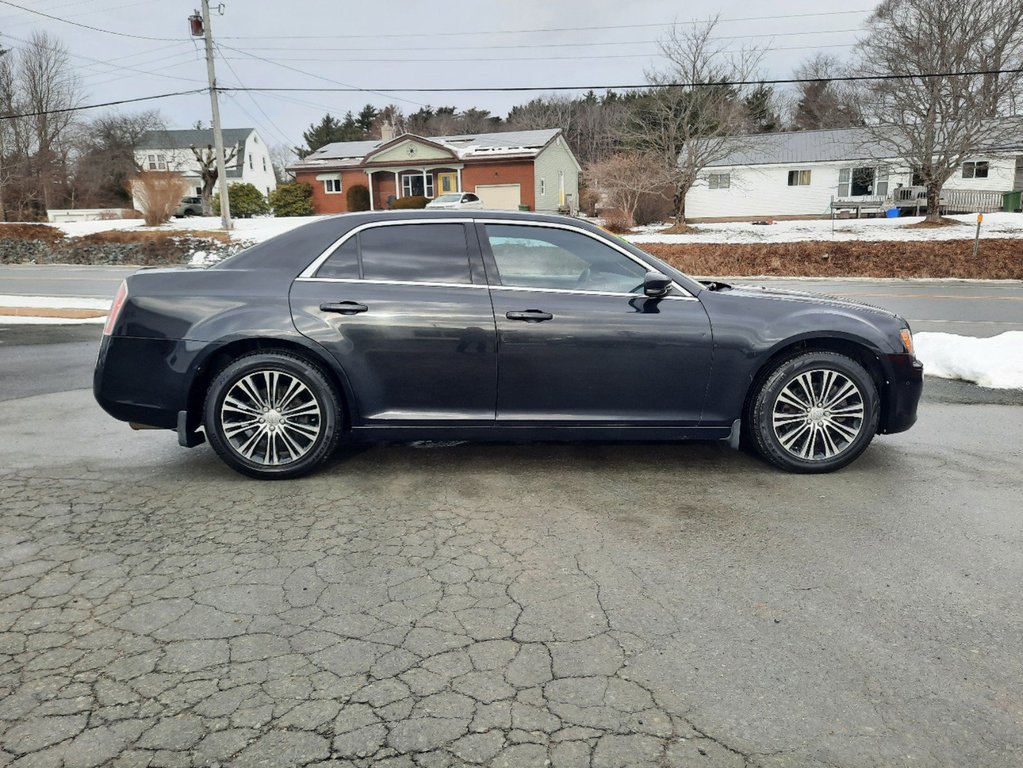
[286,127,580,214]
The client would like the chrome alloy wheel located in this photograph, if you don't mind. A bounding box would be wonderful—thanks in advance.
[220,371,322,466]
[771,368,866,461]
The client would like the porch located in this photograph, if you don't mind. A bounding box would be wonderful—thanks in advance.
[364,165,464,210]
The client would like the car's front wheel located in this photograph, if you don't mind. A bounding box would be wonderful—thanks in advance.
[204,351,342,479]
[749,351,880,473]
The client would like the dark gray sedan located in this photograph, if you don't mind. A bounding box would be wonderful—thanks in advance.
[94,211,922,479]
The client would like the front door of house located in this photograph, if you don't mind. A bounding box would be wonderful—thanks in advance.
[438,172,458,195]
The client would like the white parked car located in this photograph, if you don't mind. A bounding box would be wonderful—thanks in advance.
[425,193,483,210]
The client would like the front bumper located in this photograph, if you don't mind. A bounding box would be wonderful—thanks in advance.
[879,353,924,434]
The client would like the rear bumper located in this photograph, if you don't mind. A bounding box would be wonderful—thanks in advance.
[93,335,207,430]
[879,353,923,434]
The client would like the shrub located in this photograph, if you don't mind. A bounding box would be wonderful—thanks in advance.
[578,186,600,216]
[212,182,270,219]
[601,208,632,233]
[390,195,429,210]
[132,171,188,226]
[346,184,370,212]
[268,182,314,217]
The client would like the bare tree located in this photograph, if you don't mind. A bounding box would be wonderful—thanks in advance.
[583,152,673,227]
[19,31,82,213]
[627,18,765,227]
[191,143,238,215]
[72,110,164,208]
[506,93,625,166]
[789,53,863,130]
[858,0,1023,221]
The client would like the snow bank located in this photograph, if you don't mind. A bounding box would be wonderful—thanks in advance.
[627,212,1023,245]
[915,331,1023,390]
[55,215,319,245]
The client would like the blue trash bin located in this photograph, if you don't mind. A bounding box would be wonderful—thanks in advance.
[885,208,900,218]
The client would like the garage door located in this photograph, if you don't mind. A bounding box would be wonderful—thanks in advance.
[475,184,521,210]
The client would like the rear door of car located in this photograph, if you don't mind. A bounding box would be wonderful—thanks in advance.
[290,220,498,426]
[477,221,713,426]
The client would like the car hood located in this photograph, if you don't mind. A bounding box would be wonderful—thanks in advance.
[716,282,901,320]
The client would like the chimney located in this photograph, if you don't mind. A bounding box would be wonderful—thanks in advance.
[380,121,395,142]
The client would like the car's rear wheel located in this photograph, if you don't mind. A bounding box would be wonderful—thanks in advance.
[203,352,342,479]
[749,351,879,473]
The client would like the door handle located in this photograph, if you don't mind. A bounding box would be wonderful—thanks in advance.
[320,301,368,315]
[506,309,553,322]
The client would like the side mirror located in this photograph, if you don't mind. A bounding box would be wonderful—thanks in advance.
[643,271,672,298]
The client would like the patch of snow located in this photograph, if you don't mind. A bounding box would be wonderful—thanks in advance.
[626,212,1023,245]
[54,215,320,245]
[0,295,111,310]
[915,331,1023,390]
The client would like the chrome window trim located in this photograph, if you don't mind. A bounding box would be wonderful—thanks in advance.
[299,218,475,280]
[480,218,698,300]
[489,285,697,301]
[295,277,487,290]
[299,216,698,300]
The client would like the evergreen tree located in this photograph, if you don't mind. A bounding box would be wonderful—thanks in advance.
[296,114,364,159]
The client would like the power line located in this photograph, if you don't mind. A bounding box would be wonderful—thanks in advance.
[213,42,296,148]
[220,43,858,67]
[217,42,427,108]
[4,66,1022,121]
[218,9,874,40]
[0,0,181,41]
[233,27,863,54]
[216,66,1023,94]
[0,0,154,30]
[0,88,207,120]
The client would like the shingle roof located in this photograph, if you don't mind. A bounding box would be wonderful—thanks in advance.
[707,123,1023,167]
[136,128,255,151]
[291,128,561,170]
[705,128,888,167]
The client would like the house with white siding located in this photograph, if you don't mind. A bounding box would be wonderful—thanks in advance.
[687,126,1023,221]
[134,128,278,199]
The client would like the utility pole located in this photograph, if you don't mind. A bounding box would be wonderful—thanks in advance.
[193,2,231,230]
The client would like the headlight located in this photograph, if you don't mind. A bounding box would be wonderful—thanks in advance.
[899,328,914,356]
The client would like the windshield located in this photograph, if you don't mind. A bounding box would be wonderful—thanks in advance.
[432,194,461,203]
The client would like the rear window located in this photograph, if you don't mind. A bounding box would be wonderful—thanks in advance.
[315,223,472,284]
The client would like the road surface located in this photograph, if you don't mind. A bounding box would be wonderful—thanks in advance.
[1,264,1019,337]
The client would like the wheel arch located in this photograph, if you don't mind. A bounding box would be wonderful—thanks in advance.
[185,336,356,432]
[741,334,891,430]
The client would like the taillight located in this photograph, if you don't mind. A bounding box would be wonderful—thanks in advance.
[103,281,128,336]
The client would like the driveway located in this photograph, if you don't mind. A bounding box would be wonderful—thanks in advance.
[0,327,1021,766]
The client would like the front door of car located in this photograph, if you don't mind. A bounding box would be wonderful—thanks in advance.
[290,221,497,425]
[478,222,713,425]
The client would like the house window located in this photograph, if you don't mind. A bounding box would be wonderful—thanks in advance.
[324,178,342,194]
[262,157,267,172]
[540,178,546,196]
[248,154,253,170]
[401,173,434,198]
[707,173,730,189]
[147,154,167,171]
[963,161,989,179]
[787,170,811,186]
[839,166,884,197]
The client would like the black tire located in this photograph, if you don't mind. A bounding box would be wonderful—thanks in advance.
[203,351,342,479]
[749,351,880,473]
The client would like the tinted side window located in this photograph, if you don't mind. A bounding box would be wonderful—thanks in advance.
[317,237,360,279]
[484,224,648,293]
[360,224,471,284]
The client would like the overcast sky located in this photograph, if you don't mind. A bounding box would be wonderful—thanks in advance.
[0,0,871,149]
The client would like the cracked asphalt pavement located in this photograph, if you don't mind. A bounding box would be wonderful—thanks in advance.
[1,330,1022,767]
